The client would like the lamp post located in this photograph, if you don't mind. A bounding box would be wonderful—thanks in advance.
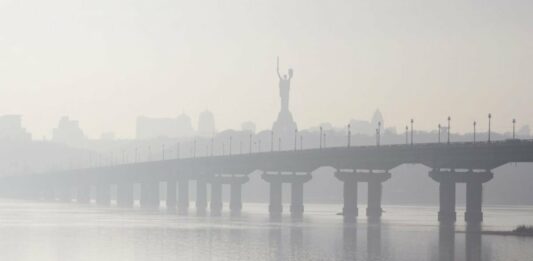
[300,135,303,150]
[473,121,477,143]
[229,136,232,156]
[211,138,214,156]
[488,113,492,143]
[249,134,253,154]
[405,126,408,144]
[193,138,197,158]
[347,124,351,148]
[513,118,516,139]
[376,128,379,147]
[438,124,441,143]
[410,119,414,145]
[271,131,274,152]
[294,128,298,151]
[319,126,323,149]
[447,116,451,144]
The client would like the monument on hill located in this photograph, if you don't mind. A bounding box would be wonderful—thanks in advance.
[272,57,298,147]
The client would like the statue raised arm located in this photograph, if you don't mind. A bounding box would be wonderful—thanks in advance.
[277,56,282,80]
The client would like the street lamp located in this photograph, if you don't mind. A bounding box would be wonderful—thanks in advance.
[294,128,298,151]
[488,113,492,143]
[319,126,323,149]
[376,128,379,147]
[347,124,351,148]
[438,124,441,143]
[473,121,477,143]
[447,116,451,144]
[229,136,232,155]
[410,119,414,145]
[249,134,253,154]
[513,118,516,139]
[193,139,197,158]
[271,131,274,152]
[405,126,408,145]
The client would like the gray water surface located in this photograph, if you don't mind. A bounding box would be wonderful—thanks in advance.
[0,200,532,261]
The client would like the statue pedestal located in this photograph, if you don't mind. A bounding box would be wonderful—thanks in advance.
[272,110,298,150]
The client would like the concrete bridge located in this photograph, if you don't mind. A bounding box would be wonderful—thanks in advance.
[1,140,532,223]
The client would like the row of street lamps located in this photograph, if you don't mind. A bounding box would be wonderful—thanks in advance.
[89,114,519,168]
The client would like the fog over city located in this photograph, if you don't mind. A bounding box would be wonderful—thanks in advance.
[1,1,533,261]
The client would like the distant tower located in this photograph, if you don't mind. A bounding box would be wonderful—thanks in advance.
[176,113,194,137]
[272,57,298,148]
[198,110,216,137]
[371,109,384,131]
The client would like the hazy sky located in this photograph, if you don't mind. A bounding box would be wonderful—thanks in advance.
[1,0,532,139]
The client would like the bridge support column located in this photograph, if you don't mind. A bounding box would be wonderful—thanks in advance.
[196,179,207,215]
[76,185,91,204]
[430,170,493,224]
[58,187,72,202]
[230,182,242,214]
[210,180,223,216]
[269,180,283,217]
[95,184,111,206]
[335,171,391,221]
[140,181,159,209]
[290,181,305,218]
[178,179,189,214]
[116,183,134,208]
[166,181,177,211]
[438,179,456,223]
[262,173,312,218]
[367,177,387,221]
[465,173,493,223]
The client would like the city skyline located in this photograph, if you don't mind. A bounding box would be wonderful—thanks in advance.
[1,0,532,139]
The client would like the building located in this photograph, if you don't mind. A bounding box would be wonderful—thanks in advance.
[136,114,194,140]
[198,110,216,137]
[52,116,86,146]
[0,115,31,141]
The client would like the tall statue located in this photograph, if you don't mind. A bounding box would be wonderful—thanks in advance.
[277,57,293,113]
[272,57,297,149]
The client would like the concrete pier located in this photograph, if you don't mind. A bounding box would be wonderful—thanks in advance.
[430,170,493,223]
[116,182,134,207]
[230,181,242,214]
[166,181,177,210]
[95,184,111,206]
[140,181,159,209]
[262,173,312,218]
[196,179,207,215]
[178,179,189,213]
[76,185,91,204]
[210,180,223,216]
[335,171,391,221]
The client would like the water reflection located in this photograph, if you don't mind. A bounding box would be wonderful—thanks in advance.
[465,223,483,261]
[342,223,357,260]
[0,201,531,261]
[438,223,455,261]
[367,222,382,260]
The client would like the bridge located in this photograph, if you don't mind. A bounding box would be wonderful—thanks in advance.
[1,140,532,223]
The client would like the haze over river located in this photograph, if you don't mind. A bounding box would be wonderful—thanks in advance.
[0,200,532,261]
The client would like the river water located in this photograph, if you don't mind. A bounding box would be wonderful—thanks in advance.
[0,200,531,261]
